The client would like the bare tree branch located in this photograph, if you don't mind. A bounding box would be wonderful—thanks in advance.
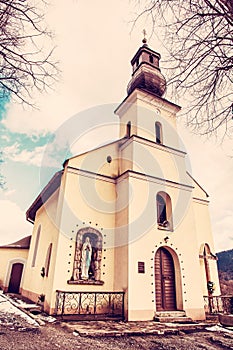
[131,0,233,136]
[0,0,59,106]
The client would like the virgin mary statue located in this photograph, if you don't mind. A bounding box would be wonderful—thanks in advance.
[81,236,92,280]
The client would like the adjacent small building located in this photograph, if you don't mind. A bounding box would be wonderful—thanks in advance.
[0,236,31,294]
[1,40,221,321]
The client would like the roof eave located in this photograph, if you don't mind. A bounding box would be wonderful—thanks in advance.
[26,170,63,223]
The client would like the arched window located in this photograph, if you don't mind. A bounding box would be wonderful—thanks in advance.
[126,121,131,137]
[149,54,154,64]
[31,225,41,267]
[155,122,162,144]
[200,244,217,296]
[156,192,173,229]
[203,244,211,282]
[71,227,103,284]
[44,243,52,277]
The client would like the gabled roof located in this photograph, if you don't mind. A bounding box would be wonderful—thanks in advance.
[0,235,31,249]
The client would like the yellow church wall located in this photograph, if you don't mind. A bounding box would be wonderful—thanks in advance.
[118,101,138,139]
[137,97,180,149]
[193,199,214,248]
[59,167,117,232]
[68,141,120,178]
[114,177,130,319]
[119,140,134,174]
[192,197,221,296]
[0,248,28,292]
[22,189,60,309]
[46,168,118,312]
[131,139,188,186]
[116,89,181,150]
[123,174,206,321]
[172,198,207,320]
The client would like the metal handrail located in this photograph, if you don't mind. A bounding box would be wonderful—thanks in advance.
[203,295,233,314]
[55,290,125,320]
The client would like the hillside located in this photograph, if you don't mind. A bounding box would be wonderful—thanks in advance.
[217,249,233,295]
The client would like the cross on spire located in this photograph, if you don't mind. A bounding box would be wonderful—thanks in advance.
[142,29,147,45]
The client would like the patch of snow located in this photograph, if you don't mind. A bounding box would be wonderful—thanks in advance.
[206,324,233,333]
[0,294,39,326]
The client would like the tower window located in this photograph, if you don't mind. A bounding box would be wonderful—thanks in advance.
[149,55,154,64]
[156,192,173,230]
[126,121,131,137]
[136,58,139,67]
[155,122,162,144]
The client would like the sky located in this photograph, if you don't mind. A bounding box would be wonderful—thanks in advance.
[0,0,232,252]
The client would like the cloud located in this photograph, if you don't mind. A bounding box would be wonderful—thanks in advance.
[179,125,233,252]
[0,200,32,245]
[4,142,44,166]
[1,134,10,142]
[4,143,20,156]
[4,142,65,168]
[3,189,16,197]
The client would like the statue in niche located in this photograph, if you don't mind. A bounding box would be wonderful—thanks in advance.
[81,236,92,280]
[71,228,103,283]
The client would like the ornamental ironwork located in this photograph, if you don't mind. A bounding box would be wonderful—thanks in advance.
[55,291,125,320]
[203,295,233,314]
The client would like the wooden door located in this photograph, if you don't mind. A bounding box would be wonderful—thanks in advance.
[155,248,176,311]
[8,263,23,294]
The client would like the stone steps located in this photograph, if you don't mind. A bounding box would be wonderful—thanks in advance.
[154,311,193,323]
[154,316,194,323]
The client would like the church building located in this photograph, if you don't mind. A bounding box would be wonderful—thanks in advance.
[18,39,220,321]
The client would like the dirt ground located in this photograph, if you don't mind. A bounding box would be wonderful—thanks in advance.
[0,321,233,350]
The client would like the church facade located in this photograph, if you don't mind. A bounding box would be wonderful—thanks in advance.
[20,40,220,321]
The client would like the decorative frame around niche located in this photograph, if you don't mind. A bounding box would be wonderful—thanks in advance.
[69,227,104,285]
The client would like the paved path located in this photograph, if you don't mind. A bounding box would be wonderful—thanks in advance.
[61,319,223,337]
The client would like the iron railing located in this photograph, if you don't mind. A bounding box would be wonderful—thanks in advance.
[55,291,125,320]
[204,295,233,314]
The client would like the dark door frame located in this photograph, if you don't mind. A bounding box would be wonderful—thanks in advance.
[8,262,24,294]
[155,247,177,311]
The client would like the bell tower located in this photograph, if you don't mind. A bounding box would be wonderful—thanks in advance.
[115,35,181,150]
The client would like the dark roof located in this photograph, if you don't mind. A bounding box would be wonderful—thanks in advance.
[26,170,63,223]
[0,235,31,249]
[130,45,161,65]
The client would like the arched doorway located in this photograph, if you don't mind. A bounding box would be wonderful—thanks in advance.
[155,247,177,311]
[8,263,24,294]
